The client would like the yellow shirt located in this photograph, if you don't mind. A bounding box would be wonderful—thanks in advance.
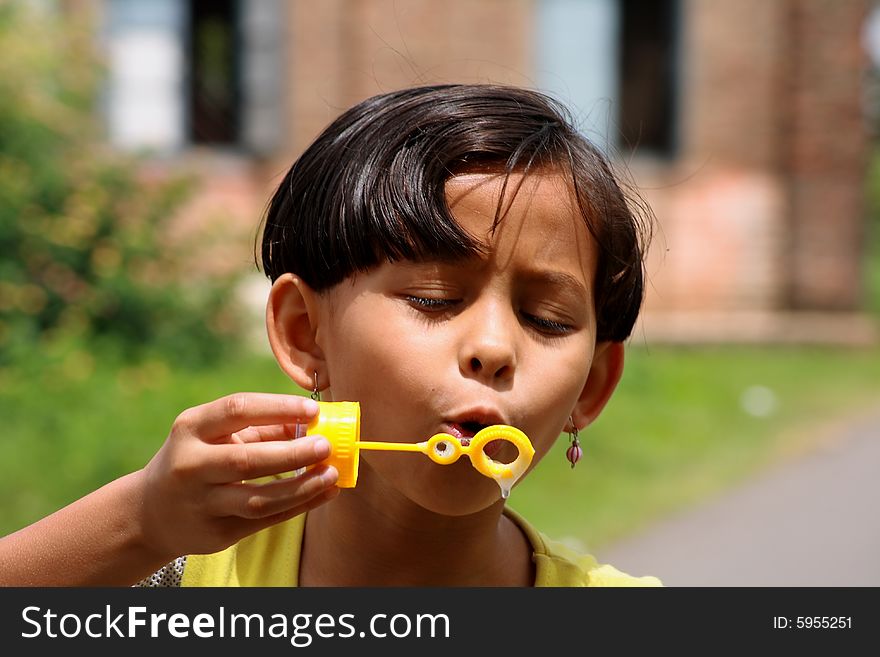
[181,508,661,587]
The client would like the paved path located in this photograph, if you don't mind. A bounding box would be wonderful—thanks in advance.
[597,407,880,586]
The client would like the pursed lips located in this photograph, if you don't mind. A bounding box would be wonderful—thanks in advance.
[444,421,504,457]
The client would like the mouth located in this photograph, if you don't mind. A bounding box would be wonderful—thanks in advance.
[446,421,484,444]
[444,411,509,459]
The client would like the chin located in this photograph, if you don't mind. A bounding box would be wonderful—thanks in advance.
[364,454,505,517]
[405,464,506,517]
[410,491,503,517]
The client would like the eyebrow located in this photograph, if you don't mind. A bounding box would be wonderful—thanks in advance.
[399,259,591,302]
[521,269,590,302]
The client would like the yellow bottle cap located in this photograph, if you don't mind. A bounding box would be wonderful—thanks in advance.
[306,401,361,487]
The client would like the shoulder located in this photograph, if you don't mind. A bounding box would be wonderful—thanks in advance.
[539,535,663,587]
[504,507,662,587]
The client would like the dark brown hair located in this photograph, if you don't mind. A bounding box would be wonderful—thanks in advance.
[259,84,651,341]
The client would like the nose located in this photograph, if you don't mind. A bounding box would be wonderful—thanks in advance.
[458,300,517,384]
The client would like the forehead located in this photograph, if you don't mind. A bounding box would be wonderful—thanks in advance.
[444,171,596,276]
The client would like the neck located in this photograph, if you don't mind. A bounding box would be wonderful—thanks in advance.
[298,467,533,587]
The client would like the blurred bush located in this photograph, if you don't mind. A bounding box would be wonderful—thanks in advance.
[0,3,244,367]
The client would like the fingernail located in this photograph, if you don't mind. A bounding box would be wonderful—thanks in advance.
[302,398,319,415]
[312,437,330,460]
[321,466,338,485]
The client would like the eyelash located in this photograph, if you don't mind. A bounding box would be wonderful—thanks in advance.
[405,295,456,310]
[405,296,574,336]
[522,313,572,335]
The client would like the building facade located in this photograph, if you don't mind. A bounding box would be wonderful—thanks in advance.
[92,0,875,343]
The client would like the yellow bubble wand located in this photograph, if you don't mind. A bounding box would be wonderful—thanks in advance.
[306,401,535,498]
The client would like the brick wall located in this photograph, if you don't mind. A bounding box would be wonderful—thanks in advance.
[282,0,533,157]
[786,0,869,310]
[114,0,871,343]
[632,0,870,341]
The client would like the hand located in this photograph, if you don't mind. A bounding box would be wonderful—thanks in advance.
[138,393,338,560]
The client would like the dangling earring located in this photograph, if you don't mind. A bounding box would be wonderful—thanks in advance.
[310,371,321,401]
[566,417,582,469]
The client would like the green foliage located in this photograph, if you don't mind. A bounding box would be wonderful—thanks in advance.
[0,4,244,366]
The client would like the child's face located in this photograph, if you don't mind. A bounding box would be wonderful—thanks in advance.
[310,171,610,514]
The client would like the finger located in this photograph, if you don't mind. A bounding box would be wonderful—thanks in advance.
[229,423,306,444]
[199,434,332,483]
[214,485,341,547]
[207,465,339,519]
[249,486,341,531]
[179,393,320,441]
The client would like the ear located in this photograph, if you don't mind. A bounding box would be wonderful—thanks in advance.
[265,273,327,392]
[570,341,625,430]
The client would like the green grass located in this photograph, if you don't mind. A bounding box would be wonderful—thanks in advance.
[509,345,880,551]
[3,346,880,551]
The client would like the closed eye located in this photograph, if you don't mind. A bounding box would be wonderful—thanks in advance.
[406,296,574,335]
[522,313,573,336]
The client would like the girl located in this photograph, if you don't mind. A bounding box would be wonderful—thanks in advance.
[0,84,659,587]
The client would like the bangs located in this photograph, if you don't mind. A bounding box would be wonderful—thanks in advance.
[341,138,488,270]
[261,85,574,288]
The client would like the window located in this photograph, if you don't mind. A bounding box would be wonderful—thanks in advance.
[186,0,240,145]
[536,0,620,150]
[105,0,281,155]
[618,0,679,156]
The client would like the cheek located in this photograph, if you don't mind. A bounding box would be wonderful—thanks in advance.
[523,345,593,432]
[323,302,446,401]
